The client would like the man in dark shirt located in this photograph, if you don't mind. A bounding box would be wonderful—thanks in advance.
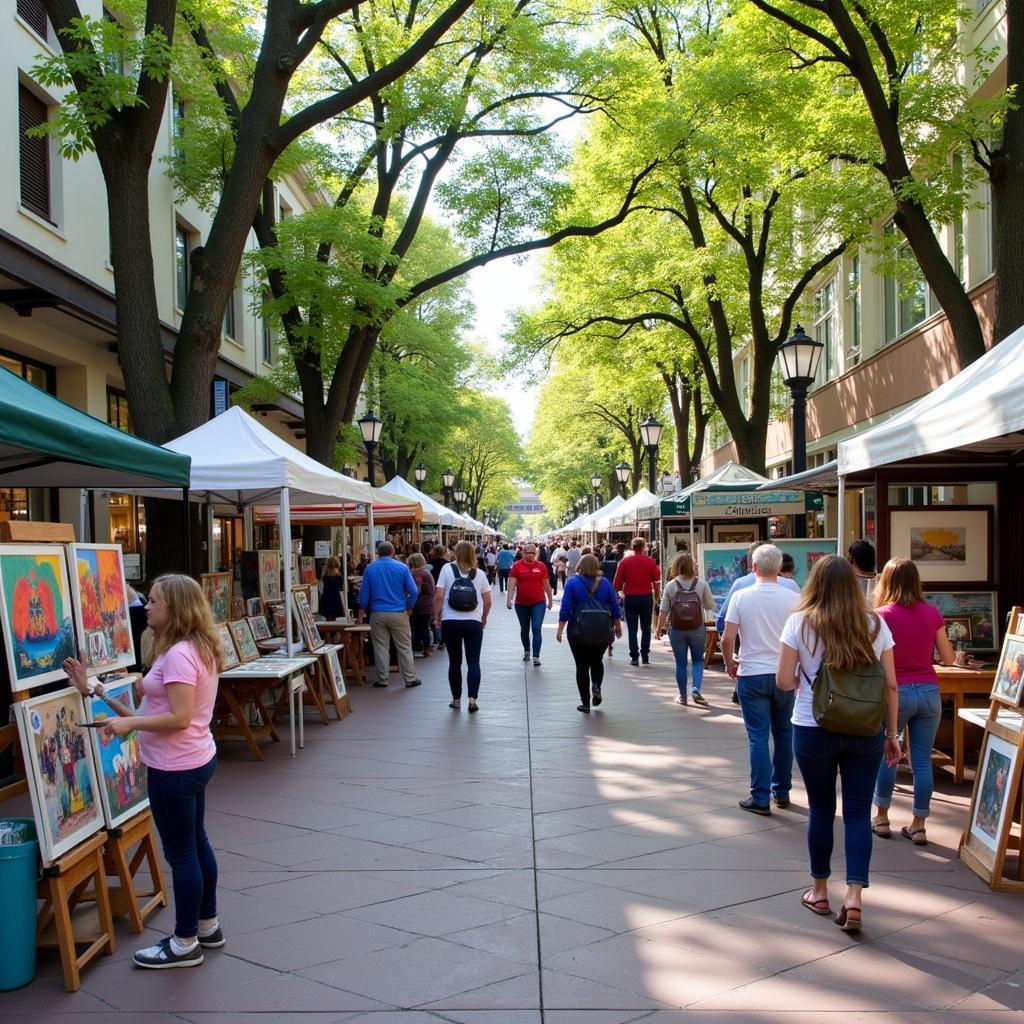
[612,537,662,666]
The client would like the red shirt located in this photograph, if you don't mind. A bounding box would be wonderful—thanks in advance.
[613,552,661,596]
[510,559,549,605]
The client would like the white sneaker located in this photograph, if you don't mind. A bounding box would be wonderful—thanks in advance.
[533,657,541,666]
[133,936,204,969]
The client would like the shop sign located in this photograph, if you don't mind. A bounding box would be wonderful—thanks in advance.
[660,490,824,518]
[123,553,142,580]
[314,540,330,558]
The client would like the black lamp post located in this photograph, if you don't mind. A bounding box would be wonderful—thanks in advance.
[413,461,427,488]
[454,487,467,514]
[776,323,824,538]
[639,414,663,494]
[342,464,353,478]
[590,472,602,512]
[442,467,455,507]
[357,410,383,487]
[615,460,630,497]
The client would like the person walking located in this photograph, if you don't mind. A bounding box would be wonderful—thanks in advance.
[655,552,715,706]
[871,558,956,845]
[507,542,552,665]
[357,541,422,689]
[613,537,662,666]
[407,553,436,658]
[64,575,223,969]
[721,544,800,814]
[319,555,346,621]
[435,540,492,711]
[566,541,582,577]
[496,543,515,592]
[556,554,622,712]
[777,555,900,931]
[485,546,497,585]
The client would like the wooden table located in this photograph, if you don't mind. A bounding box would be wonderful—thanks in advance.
[935,664,997,784]
[317,620,366,686]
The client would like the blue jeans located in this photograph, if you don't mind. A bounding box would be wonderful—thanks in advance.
[623,594,654,659]
[737,674,795,805]
[794,726,884,886]
[515,601,546,657]
[874,683,941,818]
[669,626,705,696]
[147,756,218,939]
[442,619,484,699]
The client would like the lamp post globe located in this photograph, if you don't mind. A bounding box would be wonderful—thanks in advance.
[442,467,455,506]
[614,460,630,496]
[414,461,427,486]
[639,414,663,494]
[357,410,383,487]
[590,472,602,512]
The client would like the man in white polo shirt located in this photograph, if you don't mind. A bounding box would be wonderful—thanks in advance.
[722,544,800,816]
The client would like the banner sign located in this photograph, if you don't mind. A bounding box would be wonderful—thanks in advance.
[656,490,824,519]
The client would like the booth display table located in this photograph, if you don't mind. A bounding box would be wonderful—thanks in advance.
[935,665,997,784]
[317,619,366,686]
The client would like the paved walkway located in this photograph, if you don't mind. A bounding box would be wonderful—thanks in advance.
[13,585,1024,1022]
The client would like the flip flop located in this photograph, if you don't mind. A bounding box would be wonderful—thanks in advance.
[901,825,927,846]
[801,889,831,916]
[834,905,862,932]
[871,818,891,838]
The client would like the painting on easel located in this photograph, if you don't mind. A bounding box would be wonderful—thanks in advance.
[69,544,135,675]
[0,544,78,691]
[86,680,149,829]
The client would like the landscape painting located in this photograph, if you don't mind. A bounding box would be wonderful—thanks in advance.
[86,680,148,828]
[69,544,135,674]
[924,591,997,651]
[774,539,839,589]
[910,526,966,564]
[697,544,749,617]
[201,572,233,624]
[890,508,990,584]
[16,687,103,864]
[0,545,78,691]
[991,634,1024,707]
[258,550,282,604]
[970,733,1017,853]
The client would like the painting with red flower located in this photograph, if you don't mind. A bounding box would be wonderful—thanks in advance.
[69,544,135,674]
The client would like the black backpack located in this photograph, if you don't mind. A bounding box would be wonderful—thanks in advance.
[447,566,479,611]
[571,579,613,646]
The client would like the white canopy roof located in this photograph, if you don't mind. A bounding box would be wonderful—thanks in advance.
[602,488,657,531]
[573,494,626,531]
[838,325,1024,476]
[382,475,466,528]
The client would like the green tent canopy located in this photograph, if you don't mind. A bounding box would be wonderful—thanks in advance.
[0,367,191,488]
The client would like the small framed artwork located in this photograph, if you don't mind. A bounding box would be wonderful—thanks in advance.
[291,588,323,651]
[697,544,750,618]
[711,524,760,544]
[16,687,104,864]
[943,616,974,645]
[201,572,233,624]
[68,543,136,676]
[245,597,263,617]
[924,591,998,652]
[889,506,992,584]
[968,731,1018,853]
[86,679,149,829]
[773,539,840,589]
[268,603,287,637]
[228,619,260,663]
[325,646,347,700]
[300,557,316,585]
[214,622,240,670]
[230,595,246,622]
[258,550,282,604]
[248,615,272,641]
[991,633,1024,707]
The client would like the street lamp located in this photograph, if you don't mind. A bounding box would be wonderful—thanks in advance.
[639,414,663,494]
[615,460,630,496]
[454,487,467,513]
[776,323,824,538]
[357,410,383,487]
[442,467,455,506]
[342,464,353,478]
[413,461,427,487]
[590,472,602,512]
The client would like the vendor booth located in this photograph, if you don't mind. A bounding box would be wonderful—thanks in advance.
[601,488,657,537]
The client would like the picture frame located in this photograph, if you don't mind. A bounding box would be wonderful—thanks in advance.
[268,603,287,637]
[245,597,263,618]
[228,619,260,664]
[697,543,750,617]
[200,572,233,624]
[325,646,347,700]
[247,614,272,641]
[258,550,282,604]
[923,591,998,652]
[86,679,149,829]
[16,687,104,864]
[711,524,760,544]
[300,556,316,585]
[214,622,240,670]
[230,595,246,622]
[968,731,1018,854]
[773,539,839,589]
[991,633,1024,707]
[0,544,78,691]
[889,506,993,584]
[68,543,135,676]
[291,587,323,651]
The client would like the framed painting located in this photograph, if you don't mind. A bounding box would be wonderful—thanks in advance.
[325,646,346,700]
[201,572,233,624]
[16,687,103,864]
[258,550,282,604]
[923,591,998,652]
[300,557,316,584]
[773,539,839,589]
[291,588,322,651]
[991,633,1024,707]
[697,544,750,617]
[245,597,263,618]
[0,544,78,691]
[889,507,992,584]
[248,614,272,641]
[666,525,704,556]
[968,731,1018,853]
[214,622,240,670]
[268,603,287,637]
[230,595,246,622]
[68,543,135,675]
[228,619,260,663]
[86,679,149,829]
[711,524,760,544]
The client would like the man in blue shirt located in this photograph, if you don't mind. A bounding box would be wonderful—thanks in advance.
[358,542,422,688]
[495,544,515,593]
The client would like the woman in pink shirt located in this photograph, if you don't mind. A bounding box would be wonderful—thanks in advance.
[872,559,956,846]
[66,574,222,969]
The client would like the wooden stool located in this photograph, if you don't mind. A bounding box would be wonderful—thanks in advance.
[103,809,168,934]
[37,832,116,992]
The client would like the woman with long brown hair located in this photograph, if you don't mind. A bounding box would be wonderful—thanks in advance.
[871,558,956,845]
[655,552,715,706]
[65,574,223,969]
[777,556,900,932]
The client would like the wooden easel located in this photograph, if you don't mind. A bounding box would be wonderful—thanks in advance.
[103,809,167,933]
[959,606,1024,892]
[36,832,116,992]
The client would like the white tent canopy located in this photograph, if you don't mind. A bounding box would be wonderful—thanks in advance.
[838,325,1024,476]
[574,494,626,532]
[603,488,657,531]
[382,475,466,528]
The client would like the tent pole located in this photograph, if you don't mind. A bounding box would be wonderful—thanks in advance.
[368,501,376,557]
[837,475,846,549]
[689,506,695,556]
[341,506,349,619]
[243,503,254,550]
[206,499,214,572]
[281,487,295,654]
[183,487,192,576]
[87,489,96,543]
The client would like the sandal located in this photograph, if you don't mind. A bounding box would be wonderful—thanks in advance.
[834,905,862,932]
[468,701,479,713]
[871,817,891,838]
[901,825,927,846]
[801,889,830,916]
[449,701,461,710]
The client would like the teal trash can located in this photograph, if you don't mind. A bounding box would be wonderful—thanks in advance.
[0,818,39,990]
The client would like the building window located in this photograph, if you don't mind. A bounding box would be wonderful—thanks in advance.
[813,277,837,384]
[17,0,47,38]
[171,95,186,157]
[738,355,750,415]
[845,256,861,366]
[19,84,52,222]
[261,293,274,365]
[223,293,236,339]
[0,348,54,392]
[883,224,929,343]
[107,387,132,432]
[175,222,192,309]
[108,492,145,555]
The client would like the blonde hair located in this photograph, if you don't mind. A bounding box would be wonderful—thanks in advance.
[797,555,879,671]
[670,552,695,579]
[873,557,925,609]
[149,574,223,672]
[407,552,426,570]
[322,555,341,577]
[577,554,600,579]
[453,540,477,574]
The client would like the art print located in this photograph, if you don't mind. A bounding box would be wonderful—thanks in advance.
[943,616,973,645]
[230,596,246,622]
[0,544,77,691]
[991,634,1024,707]
[924,591,997,651]
[201,572,233,624]
[711,525,759,544]
[970,732,1017,852]
[291,588,322,651]
[890,508,991,584]
[228,620,260,663]
[248,614,272,641]
[697,544,749,616]
[773,539,839,588]
[325,646,347,699]
[86,680,148,828]
[69,544,135,675]
[911,526,966,564]
[16,687,103,864]
[258,550,282,604]
[300,556,316,584]
[245,597,263,617]
[214,622,240,670]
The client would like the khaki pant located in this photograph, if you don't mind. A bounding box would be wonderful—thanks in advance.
[369,611,417,685]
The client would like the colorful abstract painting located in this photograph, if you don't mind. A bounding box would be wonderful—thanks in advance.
[0,544,77,691]
[69,544,135,675]
[86,679,148,828]
[201,572,233,624]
